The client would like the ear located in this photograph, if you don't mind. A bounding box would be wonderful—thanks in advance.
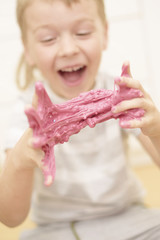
[102,21,108,50]
[103,22,108,50]
[22,36,35,66]
[24,45,35,66]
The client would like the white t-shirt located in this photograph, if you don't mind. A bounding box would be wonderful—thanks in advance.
[4,72,144,225]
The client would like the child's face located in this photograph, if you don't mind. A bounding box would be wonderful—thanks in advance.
[24,0,107,99]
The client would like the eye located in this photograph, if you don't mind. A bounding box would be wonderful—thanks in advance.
[41,36,56,43]
[76,31,92,40]
[76,31,91,36]
[38,33,58,45]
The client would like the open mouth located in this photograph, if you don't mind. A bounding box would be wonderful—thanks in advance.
[58,66,86,86]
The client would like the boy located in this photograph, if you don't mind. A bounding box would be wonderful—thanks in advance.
[1,0,160,239]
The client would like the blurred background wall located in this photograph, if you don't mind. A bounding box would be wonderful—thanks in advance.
[0,0,160,165]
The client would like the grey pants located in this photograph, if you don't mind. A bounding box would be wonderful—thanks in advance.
[20,205,160,240]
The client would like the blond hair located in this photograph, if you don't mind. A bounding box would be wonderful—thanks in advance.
[16,0,107,90]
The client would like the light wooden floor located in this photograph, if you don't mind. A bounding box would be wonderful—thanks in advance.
[134,164,160,207]
[0,164,160,240]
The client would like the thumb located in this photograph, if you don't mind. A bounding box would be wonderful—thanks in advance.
[121,61,132,77]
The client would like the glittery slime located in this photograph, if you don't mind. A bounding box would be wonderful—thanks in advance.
[25,65,144,186]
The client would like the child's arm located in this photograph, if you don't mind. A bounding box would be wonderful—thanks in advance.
[138,133,160,167]
[112,63,160,165]
[0,128,44,227]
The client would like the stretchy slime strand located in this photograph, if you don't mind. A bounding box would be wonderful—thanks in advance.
[25,65,144,186]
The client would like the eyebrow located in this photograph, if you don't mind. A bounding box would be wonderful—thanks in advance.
[33,18,95,33]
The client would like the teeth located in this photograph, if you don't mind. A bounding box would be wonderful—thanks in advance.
[61,66,83,72]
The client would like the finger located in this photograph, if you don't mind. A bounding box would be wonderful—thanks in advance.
[121,61,132,77]
[112,98,146,114]
[32,93,38,109]
[116,75,144,93]
[120,118,144,129]
[122,114,153,128]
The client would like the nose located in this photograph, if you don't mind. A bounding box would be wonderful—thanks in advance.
[58,34,79,57]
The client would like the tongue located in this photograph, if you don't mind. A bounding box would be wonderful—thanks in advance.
[60,69,83,82]
[63,72,80,82]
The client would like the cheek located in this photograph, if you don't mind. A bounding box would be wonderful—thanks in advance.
[84,38,104,61]
[34,48,54,70]
[87,47,103,70]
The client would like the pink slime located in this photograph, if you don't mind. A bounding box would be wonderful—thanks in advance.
[25,65,144,186]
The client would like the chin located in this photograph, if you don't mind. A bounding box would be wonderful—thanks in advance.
[57,80,95,99]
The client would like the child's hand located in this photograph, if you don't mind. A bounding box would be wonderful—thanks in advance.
[9,128,45,171]
[113,63,160,138]
[9,92,44,171]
